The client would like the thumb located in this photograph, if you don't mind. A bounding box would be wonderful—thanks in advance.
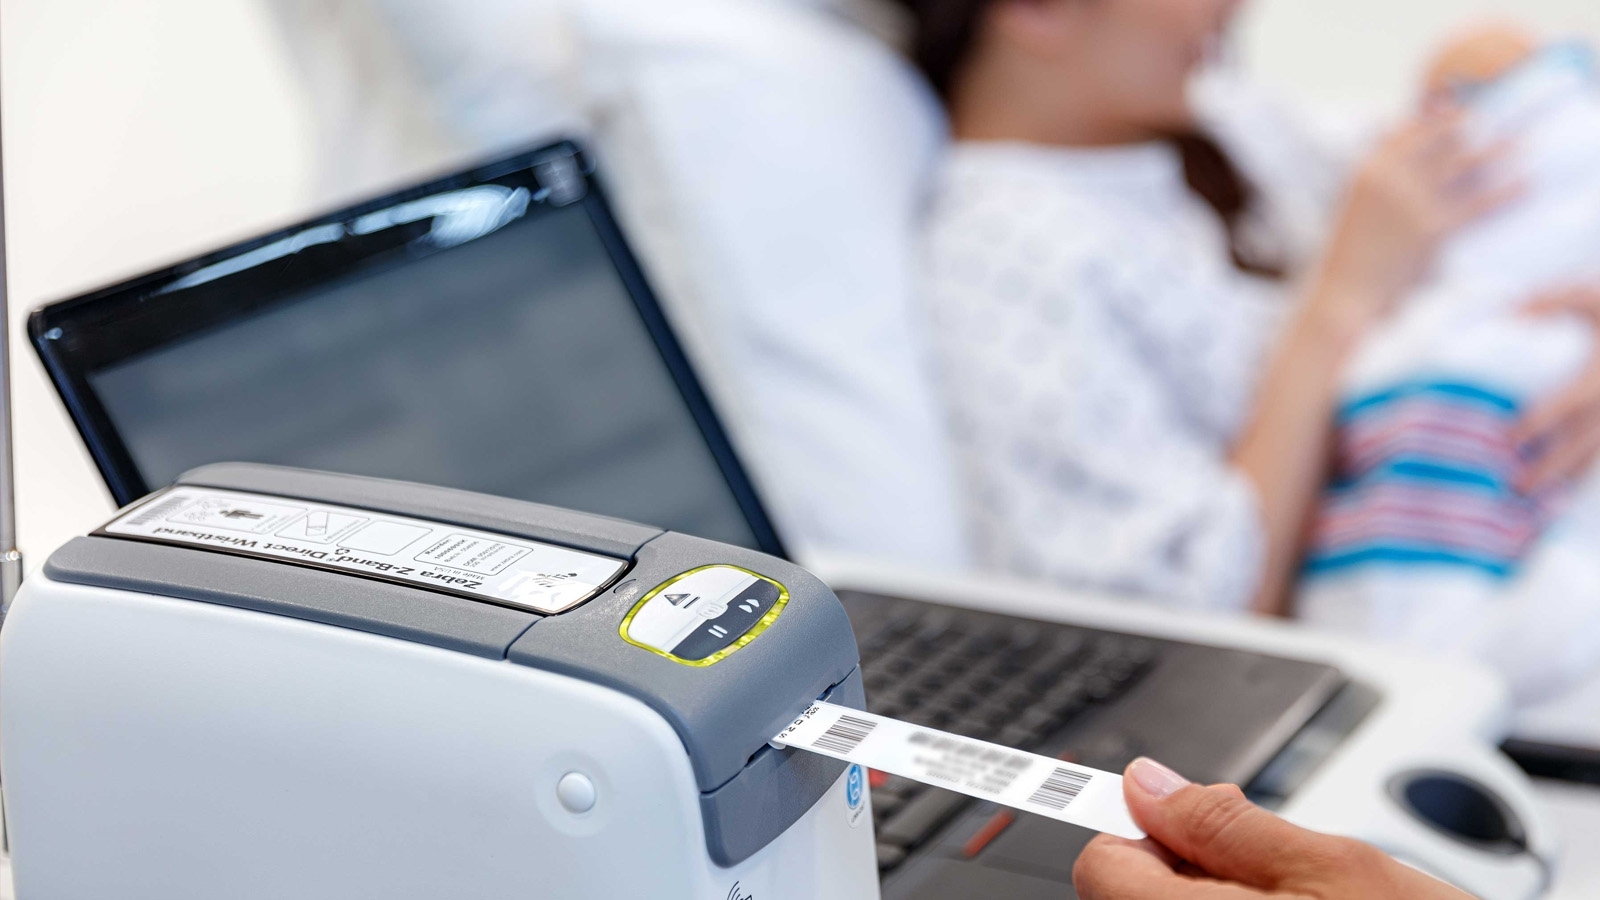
[1122,757,1334,888]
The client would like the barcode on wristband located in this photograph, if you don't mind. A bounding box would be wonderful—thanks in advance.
[1028,767,1094,811]
[813,714,878,755]
[772,701,1145,840]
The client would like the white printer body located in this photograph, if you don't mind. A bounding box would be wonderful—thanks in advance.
[1,464,879,900]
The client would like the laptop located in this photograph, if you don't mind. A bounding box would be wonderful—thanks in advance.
[32,140,1368,899]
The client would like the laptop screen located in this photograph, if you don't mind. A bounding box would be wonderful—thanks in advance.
[35,145,780,554]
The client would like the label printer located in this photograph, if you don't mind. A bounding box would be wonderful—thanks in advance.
[0,464,880,899]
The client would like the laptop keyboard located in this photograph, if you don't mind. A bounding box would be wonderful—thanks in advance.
[856,607,1156,873]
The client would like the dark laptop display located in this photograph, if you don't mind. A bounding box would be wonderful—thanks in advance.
[32,140,1361,900]
[32,144,779,555]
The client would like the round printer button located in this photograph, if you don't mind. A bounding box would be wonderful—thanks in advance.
[556,772,597,814]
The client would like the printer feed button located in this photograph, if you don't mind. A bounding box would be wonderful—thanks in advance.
[619,566,790,666]
[557,772,596,814]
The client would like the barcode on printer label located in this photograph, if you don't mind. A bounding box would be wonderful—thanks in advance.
[1028,767,1094,811]
[774,701,1144,841]
[97,486,628,615]
[124,493,195,528]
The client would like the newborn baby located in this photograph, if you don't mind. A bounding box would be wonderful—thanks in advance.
[1297,28,1600,702]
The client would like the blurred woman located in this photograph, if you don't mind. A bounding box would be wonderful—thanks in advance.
[899,0,1536,614]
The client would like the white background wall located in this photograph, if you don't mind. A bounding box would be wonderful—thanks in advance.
[2,0,312,563]
[1240,0,1600,115]
[3,0,1600,564]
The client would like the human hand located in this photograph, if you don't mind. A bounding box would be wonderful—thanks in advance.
[1515,285,1600,492]
[1424,22,1537,97]
[1072,758,1473,899]
[1309,109,1521,346]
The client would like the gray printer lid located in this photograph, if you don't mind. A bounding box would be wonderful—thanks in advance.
[44,463,862,798]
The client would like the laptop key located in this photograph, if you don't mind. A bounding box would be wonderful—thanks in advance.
[877,843,909,871]
[891,688,927,710]
[873,700,908,720]
[872,792,907,821]
[1018,708,1063,736]
[950,716,998,741]
[865,672,895,695]
[997,725,1042,750]
[966,673,1003,695]
[942,691,980,713]
[878,789,970,849]
[994,686,1035,711]
[883,654,920,677]
[879,774,925,797]
[1123,640,1157,666]
[1049,697,1088,723]
[958,629,1008,658]
[978,704,1017,728]
[1085,675,1120,701]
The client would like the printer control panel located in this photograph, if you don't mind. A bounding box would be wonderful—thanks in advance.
[620,566,789,666]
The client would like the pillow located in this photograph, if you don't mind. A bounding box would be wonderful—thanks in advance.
[568,0,970,568]
[263,0,474,204]
[355,0,590,155]
[275,0,972,569]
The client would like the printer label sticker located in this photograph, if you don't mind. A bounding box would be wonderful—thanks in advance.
[415,534,530,575]
[275,511,368,544]
[99,486,626,615]
[774,701,1145,841]
[342,521,430,555]
[169,497,307,535]
[620,566,789,666]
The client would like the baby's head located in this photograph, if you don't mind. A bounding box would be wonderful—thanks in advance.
[1425,23,1540,98]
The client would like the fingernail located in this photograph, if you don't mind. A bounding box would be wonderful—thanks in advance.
[1128,757,1189,799]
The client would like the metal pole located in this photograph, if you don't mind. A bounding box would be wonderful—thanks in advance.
[0,38,22,616]
[0,10,18,855]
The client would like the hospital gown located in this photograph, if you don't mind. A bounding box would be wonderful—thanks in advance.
[919,78,1349,611]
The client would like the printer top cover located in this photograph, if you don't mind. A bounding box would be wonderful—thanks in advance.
[41,462,866,865]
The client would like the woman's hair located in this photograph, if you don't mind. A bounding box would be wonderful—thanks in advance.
[897,0,993,101]
[1170,134,1287,279]
[894,0,1287,279]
